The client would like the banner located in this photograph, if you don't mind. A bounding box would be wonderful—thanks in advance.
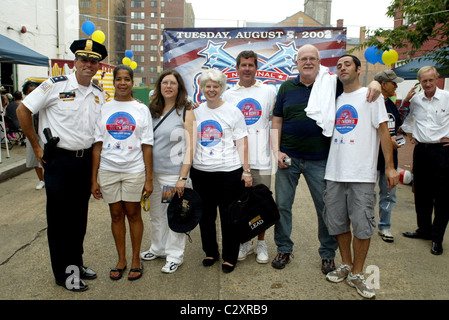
[163,27,346,103]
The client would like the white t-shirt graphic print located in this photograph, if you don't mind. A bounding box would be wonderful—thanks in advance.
[325,87,388,183]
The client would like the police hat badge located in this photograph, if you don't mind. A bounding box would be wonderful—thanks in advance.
[70,39,108,61]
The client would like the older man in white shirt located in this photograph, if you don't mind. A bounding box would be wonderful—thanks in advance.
[401,66,449,255]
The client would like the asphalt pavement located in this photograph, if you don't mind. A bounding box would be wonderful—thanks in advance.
[0,143,448,306]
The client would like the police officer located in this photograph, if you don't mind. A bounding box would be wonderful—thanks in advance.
[16,39,108,291]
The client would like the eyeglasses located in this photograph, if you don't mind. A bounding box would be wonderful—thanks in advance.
[298,57,318,63]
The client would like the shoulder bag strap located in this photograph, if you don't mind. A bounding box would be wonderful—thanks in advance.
[153,105,176,132]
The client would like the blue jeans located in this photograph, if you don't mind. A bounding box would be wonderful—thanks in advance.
[377,170,397,230]
[274,157,338,259]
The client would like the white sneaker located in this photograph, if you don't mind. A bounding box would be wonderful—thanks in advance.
[35,180,45,190]
[346,272,376,299]
[140,250,159,261]
[161,261,181,274]
[255,240,269,264]
[237,241,254,261]
[378,229,394,242]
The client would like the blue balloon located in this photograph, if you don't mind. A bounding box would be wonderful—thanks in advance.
[364,46,378,64]
[364,46,385,64]
[125,50,134,58]
[82,21,95,36]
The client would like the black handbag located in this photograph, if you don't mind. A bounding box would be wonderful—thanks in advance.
[229,184,280,244]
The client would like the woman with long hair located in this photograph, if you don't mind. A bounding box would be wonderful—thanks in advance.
[140,69,196,273]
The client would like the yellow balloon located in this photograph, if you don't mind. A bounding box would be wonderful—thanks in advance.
[130,61,138,69]
[122,57,131,65]
[92,30,106,44]
[382,49,399,65]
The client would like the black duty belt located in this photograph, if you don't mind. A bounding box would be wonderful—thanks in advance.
[54,147,93,158]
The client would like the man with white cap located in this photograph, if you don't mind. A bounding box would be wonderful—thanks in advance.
[373,70,405,243]
[16,39,108,291]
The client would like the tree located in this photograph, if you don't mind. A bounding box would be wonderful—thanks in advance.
[350,0,449,68]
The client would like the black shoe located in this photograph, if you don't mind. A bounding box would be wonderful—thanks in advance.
[80,266,97,280]
[202,256,219,267]
[321,259,336,274]
[271,253,291,269]
[431,242,443,255]
[56,277,89,292]
[402,231,431,240]
[222,262,235,273]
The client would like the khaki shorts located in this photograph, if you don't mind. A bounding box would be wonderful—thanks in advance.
[323,181,377,239]
[98,169,146,204]
[251,169,272,189]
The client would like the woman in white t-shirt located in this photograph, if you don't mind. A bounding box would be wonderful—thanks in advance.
[91,65,154,281]
[140,69,195,274]
[190,69,252,273]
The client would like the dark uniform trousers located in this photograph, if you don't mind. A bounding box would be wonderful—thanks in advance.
[44,148,92,282]
[413,143,449,243]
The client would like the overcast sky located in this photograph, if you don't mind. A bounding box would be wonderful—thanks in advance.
[189,0,394,38]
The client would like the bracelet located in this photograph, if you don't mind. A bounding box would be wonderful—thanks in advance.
[179,176,188,181]
[242,173,252,177]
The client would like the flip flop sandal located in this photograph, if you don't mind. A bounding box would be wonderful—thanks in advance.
[128,263,143,281]
[110,266,127,280]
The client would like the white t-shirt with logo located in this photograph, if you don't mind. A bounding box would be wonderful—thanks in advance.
[325,87,388,183]
[94,99,154,173]
[193,101,248,172]
[222,80,276,170]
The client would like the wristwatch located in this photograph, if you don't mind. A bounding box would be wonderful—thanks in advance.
[179,176,188,181]
[243,168,251,173]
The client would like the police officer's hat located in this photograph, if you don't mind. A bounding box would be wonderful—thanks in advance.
[70,39,107,61]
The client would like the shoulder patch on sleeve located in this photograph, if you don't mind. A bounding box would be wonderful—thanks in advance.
[91,82,104,92]
[50,75,68,83]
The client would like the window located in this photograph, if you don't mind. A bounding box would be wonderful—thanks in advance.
[80,1,90,9]
[131,45,145,52]
[135,66,145,73]
[151,12,158,18]
[150,45,158,51]
[131,1,144,8]
[150,23,158,29]
[150,34,158,40]
[131,34,145,41]
[134,56,145,63]
[151,1,158,7]
[131,12,145,19]
[131,23,145,30]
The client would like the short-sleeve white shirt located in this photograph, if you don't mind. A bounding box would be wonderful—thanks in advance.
[222,80,276,170]
[193,101,248,172]
[22,72,105,150]
[94,99,153,173]
[325,87,389,183]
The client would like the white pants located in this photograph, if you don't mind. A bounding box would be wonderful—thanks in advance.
[146,173,190,264]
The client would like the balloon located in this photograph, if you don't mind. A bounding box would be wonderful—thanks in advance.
[92,30,106,44]
[399,170,413,184]
[125,50,134,58]
[81,21,95,36]
[122,57,131,65]
[382,49,399,65]
[130,61,138,69]
[364,46,384,65]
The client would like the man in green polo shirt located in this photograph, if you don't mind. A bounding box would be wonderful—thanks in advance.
[271,44,381,273]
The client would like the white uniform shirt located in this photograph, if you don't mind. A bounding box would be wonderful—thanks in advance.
[325,87,388,183]
[193,101,248,172]
[94,99,153,173]
[22,72,105,150]
[222,80,276,170]
[402,87,449,143]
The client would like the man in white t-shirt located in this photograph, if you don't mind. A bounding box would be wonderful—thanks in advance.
[323,55,399,299]
[222,50,276,264]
